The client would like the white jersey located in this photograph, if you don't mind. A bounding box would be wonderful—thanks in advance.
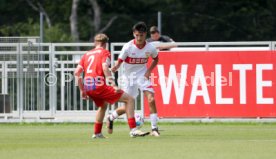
[118,39,158,76]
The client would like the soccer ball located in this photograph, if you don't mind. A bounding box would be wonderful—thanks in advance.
[135,113,144,129]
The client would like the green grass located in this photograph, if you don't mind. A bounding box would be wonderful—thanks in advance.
[1,122,276,159]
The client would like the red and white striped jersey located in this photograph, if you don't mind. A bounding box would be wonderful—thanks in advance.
[118,39,158,76]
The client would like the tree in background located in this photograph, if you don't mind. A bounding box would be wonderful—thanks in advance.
[70,0,118,42]
[1,0,276,42]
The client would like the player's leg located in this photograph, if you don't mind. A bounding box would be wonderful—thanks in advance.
[107,83,138,131]
[106,104,127,134]
[118,92,150,137]
[143,90,160,137]
[138,76,160,137]
[108,105,126,121]
[92,100,108,139]
[102,85,149,137]
[106,103,125,134]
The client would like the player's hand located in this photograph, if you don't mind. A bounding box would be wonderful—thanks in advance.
[81,91,89,100]
[111,65,119,73]
[144,71,151,80]
[113,86,121,93]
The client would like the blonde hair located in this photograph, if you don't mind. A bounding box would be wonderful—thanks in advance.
[94,33,109,43]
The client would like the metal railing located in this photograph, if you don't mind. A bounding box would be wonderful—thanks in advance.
[0,41,275,122]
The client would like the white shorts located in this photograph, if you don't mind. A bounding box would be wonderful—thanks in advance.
[119,75,154,98]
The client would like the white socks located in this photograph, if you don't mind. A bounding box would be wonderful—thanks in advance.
[109,111,119,121]
[130,127,137,132]
[109,112,158,129]
[150,113,158,129]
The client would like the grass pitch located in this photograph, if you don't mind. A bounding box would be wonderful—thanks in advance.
[1,122,276,159]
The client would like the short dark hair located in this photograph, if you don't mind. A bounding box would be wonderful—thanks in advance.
[150,26,159,34]
[132,21,147,32]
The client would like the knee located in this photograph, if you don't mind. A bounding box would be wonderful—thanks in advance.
[127,96,135,103]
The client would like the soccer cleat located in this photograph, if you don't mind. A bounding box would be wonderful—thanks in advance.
[129,129,150,138]
[151,128,160,137]
[92,133,107,139]
[106,115,113,134]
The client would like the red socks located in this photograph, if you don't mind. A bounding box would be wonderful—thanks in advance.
[128,117,136,129]
[94,122,103,134]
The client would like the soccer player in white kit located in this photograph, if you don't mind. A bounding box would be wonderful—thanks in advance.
[108,21,160,137]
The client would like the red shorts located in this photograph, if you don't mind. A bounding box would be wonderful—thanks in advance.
[86,85,124,107]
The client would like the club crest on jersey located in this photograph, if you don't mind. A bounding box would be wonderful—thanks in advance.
[145,52,151,58]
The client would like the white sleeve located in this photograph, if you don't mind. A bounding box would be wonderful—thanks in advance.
[118,44,129,60]
[151,46,158,59]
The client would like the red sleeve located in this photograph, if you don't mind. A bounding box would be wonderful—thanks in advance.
[102,50,111,66]
[79,53,86,68]
[118,58,124,63]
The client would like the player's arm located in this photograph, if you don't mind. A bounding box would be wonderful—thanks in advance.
[110,59,123,73]
[157,36,177,51]
[102,62,120,92]
[111,44,128,73]
[74,65,88,99]
[157,44,177,51]
[74,65,84,91]
[144,56,159,79]
[103,63,114,85]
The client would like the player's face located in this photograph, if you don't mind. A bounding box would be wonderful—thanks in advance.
[150,32,160,41]
[133,31,147,44]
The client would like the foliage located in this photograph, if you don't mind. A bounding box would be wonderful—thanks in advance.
[1,0,276,42]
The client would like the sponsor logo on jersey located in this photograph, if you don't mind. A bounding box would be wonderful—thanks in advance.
[125,57,148,64]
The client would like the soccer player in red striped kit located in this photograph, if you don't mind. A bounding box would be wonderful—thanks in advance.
[74,33,149,138]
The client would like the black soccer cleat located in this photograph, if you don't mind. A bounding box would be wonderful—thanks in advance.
[106,115,113,134]
[151,128,160,137]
